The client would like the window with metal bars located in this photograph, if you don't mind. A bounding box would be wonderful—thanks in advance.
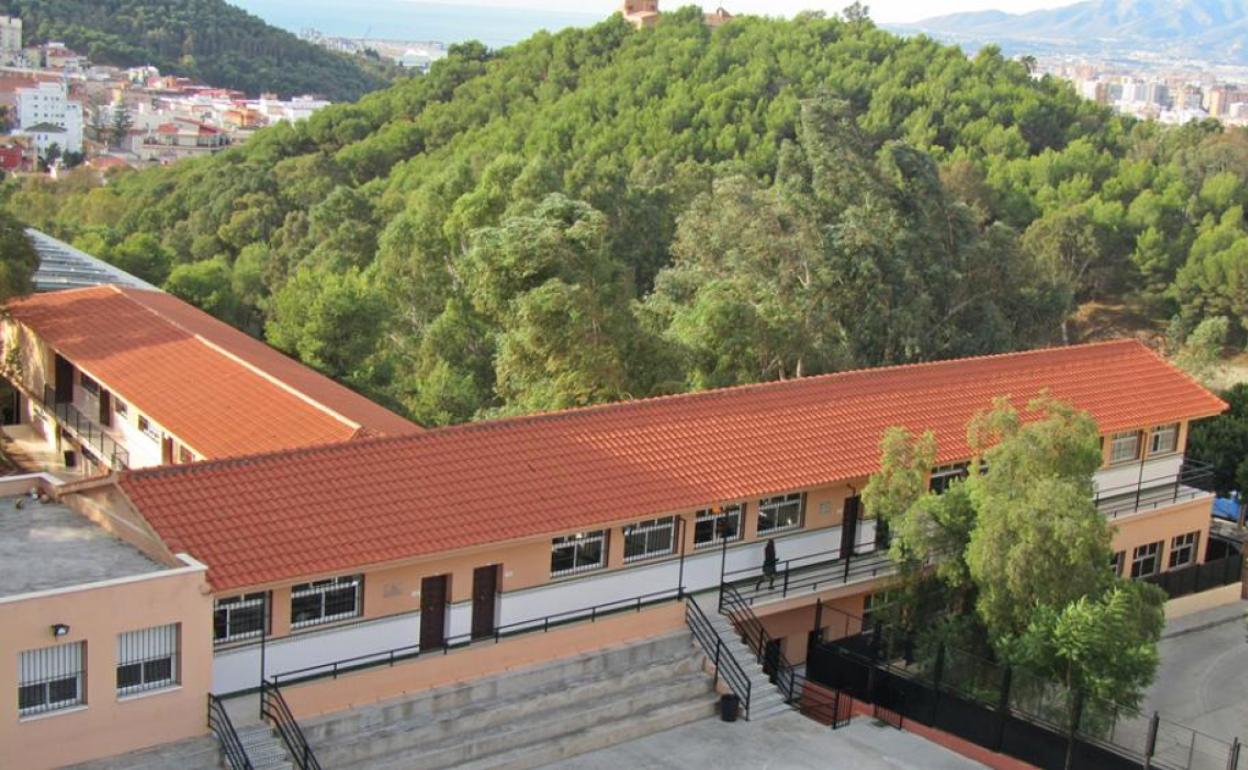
[290,575,363,628]
[18,642,84,716]
[116,624,179,695]
[757,493,804,534]
[929,463,970,494]
[1131,541,1162,579]
[213,592,268,644]
[1168,531,1199,569]
[693,505,743,549]
[550,531,607,576]
[623,517,676,563]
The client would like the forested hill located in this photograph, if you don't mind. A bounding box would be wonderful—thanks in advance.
[1,0,395,100]
[7,9,1248,426]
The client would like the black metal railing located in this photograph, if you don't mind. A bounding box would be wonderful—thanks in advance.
[685,595,752,716]
[723,543,895,606]
[40,385,129,469]
[718,583,852,727]
[1094,459,1214,520]
[260,680,321,770]
[207,693,254,770]
[271,588,684,687]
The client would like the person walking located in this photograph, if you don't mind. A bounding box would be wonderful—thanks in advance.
[756,538,777,591]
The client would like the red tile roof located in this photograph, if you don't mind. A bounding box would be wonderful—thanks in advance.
[7,286,420,459]
[115,340,1226,591]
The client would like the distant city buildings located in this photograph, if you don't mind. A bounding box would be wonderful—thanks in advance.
[299,28,448,71]
[1038,55,1248,127]
[621,0,732,29]
[0,19,334,172]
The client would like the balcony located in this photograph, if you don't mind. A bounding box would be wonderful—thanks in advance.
[1094,459,1214,520]
[40,385,129,470]
[721,543,897,609]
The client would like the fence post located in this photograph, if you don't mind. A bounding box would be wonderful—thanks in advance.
[1064,689,1085,770]
[994,666,1013,751]
[930,642,945,726]
[1143,711,1160,770]
[1226,737,1240,770]
[713,638,722,689]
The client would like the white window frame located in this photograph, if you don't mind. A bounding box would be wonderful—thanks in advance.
[550,530,608,577]
[1169,531,1199,569]
[1131,541,1162,579]
[116,624,179,696]
[18,642,84,717]
[290,575,363,628]
[213,592,268,644]
[1150,423,1179,456]
[623,517,676,563]
[1110,431,1142,465]
[114,398,128,418]
[757,493,804,534]
[137,415,159,441]
[1110,550,1125,577]
[694,505,743,550]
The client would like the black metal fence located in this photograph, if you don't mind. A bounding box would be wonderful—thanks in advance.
[723,543,895,606]
[207,693,254,770]
[40,384,129,468]
[685,595,752,716]
[260,680,322,770]
[1095,459,1215,520]
[1145,553,1243,599]
[807,606,1244,770]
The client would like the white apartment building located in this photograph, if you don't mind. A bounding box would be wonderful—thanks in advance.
[0,16,21,60]
[16,80,82,154]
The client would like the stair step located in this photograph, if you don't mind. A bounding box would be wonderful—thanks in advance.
[452,694,719,770]
[344,673,714,770]
[314,655,707,763]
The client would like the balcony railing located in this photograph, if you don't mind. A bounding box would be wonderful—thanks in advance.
[1094,459,1214,520]
[721,543,896,607]
[40,385,129,470]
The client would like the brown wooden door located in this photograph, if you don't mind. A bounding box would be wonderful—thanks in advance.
[471,565,499,640]
[98,390,111,427]
[161,436,174,464]
[53,355,74,403]
[840,495,860,559]
[420,574,449,651]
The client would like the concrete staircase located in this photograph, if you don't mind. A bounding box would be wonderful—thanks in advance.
[235,723,295,770]
[299,631,718,770]
[705,607,794,721]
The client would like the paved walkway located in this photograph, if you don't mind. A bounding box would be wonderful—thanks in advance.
[1145,593,1248,745]
[545,711,985,769]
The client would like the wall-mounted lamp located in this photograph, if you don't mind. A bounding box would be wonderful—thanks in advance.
[51,623,70,638]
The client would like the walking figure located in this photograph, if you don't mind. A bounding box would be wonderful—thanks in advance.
[756,538,777,590]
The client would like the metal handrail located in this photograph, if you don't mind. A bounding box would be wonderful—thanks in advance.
[719,584,801,701]
[207,693,254,770]
[39,385,129,469]
[685,595,751,716]
[1094,459,1214,519]
[272,587,684,686]
[726,545,895,606]
[260,680,322,770]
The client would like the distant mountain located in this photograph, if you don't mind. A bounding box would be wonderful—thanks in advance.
[893,0,1248,64]
[0,0,397,100]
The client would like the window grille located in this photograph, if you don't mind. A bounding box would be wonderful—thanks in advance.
[623,517,676,563]
[758,493,804,534]
[550,530,607,576]
[18,642,84,716]
[693,505,743,549]
[116,624,179,695]
[290,575,362,628]
[213,592,268,643]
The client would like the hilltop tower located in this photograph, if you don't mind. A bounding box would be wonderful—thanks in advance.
[621,0,661,28]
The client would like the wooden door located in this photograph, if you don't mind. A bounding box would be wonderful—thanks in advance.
[420,574,449,651]
[161,436,174,464]
[98,390,111,428]
[53,355,74,403]
[471,565,500,640]
[840,495,860,559]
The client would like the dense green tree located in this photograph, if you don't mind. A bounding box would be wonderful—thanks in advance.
[1187,383,1248,498]
[0,211,38,301]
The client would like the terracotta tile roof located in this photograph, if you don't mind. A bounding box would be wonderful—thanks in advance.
[115,340,1227,591]
[6,286,420,459]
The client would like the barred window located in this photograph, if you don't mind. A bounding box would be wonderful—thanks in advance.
[623,517,676,563]
[758,493,804,534]
[18,642,84,716]
[79,373,99,396]
[137,415,158,441]
[929,463,969,494]
[1151,423,1179,455]
[291,576,363,628]
[551,530,607,576]
[1111,551,1125,577]
[213,592,267,643]
[1169,531,1199,569]
[116,624,179,695]
[1131,541,1162,579]
[1110,431,1142,465]
[694,505,743,549]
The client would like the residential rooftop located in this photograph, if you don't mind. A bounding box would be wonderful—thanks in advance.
[0,493,163,598]
[111,339,1226,592]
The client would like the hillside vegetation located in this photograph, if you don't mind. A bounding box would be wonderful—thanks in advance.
[1,0,396,100]
[7,9,1248,424]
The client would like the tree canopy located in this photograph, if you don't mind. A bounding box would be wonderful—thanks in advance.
[6,9,1248,424]
[0,212,38,302]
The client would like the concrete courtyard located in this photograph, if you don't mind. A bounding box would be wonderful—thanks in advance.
[546,710,986,770]
[1144,589,1248,746]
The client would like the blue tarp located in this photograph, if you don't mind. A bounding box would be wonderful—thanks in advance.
[1213,496,1242,522]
